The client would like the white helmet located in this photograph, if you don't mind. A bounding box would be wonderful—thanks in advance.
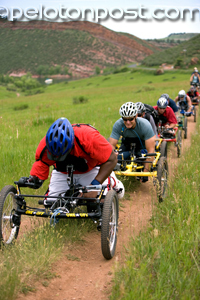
[135,102,145,115]
[119,102,138,118]
[161,93,169,100]
[157,97,168,109]
[178,90,186,98]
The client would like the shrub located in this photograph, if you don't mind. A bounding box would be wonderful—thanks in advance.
[24,87,45,96]
[113,67,129,74]
[154,69,164,75]
[6,83,17,91]
[95,66,101,75]
[174,57,184,68]
[72,96,88,104]
[13,104,29,111]
[136,85,155,93]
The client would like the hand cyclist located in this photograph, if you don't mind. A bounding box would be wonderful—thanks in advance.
[187,86,199,105]
[153,97,177,129]
[190,69,200,87]
[109,102,156,183]
[135,102,158,136]
[29,118,124,201]
[161,93,179,117]
[174,90,193,116]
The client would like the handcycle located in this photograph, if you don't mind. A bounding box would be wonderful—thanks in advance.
[157,122,182,158]
[190,81,200,90]
[114,140,168,203]
[0,165,120,260]
[189,97,198,123]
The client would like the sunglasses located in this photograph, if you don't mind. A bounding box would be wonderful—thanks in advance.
[122,117,135,122]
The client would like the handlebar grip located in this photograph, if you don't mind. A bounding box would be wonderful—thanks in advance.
[14,177,30,187]
[145,153,157,157]
[85,185,102,190]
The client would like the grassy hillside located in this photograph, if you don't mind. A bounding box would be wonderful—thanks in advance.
[0,28,124,74]
[0,69,198,299]
[142,34,200,67]
[0,20,160,76]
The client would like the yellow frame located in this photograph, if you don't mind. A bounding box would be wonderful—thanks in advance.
[115,138,163,177]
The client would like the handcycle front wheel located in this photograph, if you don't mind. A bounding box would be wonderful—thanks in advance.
[193,106,196,122]
[160,140,167,158]
[156,157,168,203]
[184,117,187,139]
[0,185,20,247]
[101,189,119,260]
[176,129,182,158]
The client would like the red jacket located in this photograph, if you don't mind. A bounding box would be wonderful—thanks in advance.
[153,106,177,126]
[30,124,113,180]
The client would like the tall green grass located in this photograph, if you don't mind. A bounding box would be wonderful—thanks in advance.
[0,218,94,300]
[110,120,200,299]
[0,69,196,299]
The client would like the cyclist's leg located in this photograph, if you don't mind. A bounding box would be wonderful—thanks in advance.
[47,169,70,199]
[118,143,131,160]
[76,167,99,186]
[76,168,125,198]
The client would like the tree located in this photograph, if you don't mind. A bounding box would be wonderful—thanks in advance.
[95,66,100,75]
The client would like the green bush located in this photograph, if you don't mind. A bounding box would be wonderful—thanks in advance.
[72,96,88,104]
[113,67,129,74]
[6,83,17,91]
[24,87,45,96]
[95,66,101,75]
[13,104,29,111]
[136,85,155,93]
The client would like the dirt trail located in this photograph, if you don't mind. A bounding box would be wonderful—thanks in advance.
[17,115,197,300]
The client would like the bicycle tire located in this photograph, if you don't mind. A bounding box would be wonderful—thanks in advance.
[184,117,187,139]
[101,190,119,260]
[193,106,196,123]
[156,157,168,203]
[0,185,20,247]
[176,130,182,158]
[160,141,167,158]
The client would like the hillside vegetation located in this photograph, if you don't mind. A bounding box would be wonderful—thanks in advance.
[165,32,199,41]
[142,34,200,67]
[0,20,160,76]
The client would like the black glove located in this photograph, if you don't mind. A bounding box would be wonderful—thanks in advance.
[28,175,44,189]
[141,176,148,183]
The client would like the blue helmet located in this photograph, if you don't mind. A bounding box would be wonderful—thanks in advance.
[46,118,74,161]
[157,97,168,109]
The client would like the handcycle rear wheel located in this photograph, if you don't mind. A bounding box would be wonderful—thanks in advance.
[160,140,167,158]
[184,117,187,139]
[193,106,196,122]
[101,190,119,260]
[0,185,20,247]
[156,157,168,203]
[176,130,182,158]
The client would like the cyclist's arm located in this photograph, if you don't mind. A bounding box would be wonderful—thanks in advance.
[190,74,194,82]
[174,96,179,103]
[165,122,177,129]
[95,150,117,184]
[144,135,156,170]
[109,137,119,150]
[186,95,192,112]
